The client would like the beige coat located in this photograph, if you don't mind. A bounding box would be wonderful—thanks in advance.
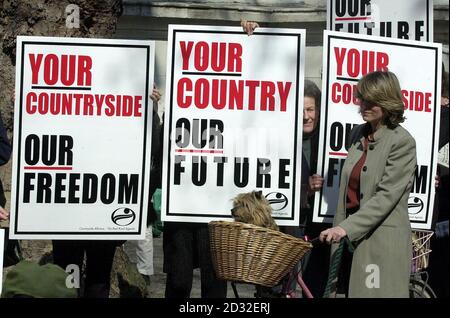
[331,123,416,298]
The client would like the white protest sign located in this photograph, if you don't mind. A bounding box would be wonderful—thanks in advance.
[327,0,433,41]
[162,25,306,225]
[11,36,155,239]
[0,229,4,295]
[314,31,441,230]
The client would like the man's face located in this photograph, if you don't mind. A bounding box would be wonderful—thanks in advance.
[303,96,318,135]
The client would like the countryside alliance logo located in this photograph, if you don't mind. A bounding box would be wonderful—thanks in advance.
[265,192,288,211]
[111,207,136,226]
[408,196,424,215]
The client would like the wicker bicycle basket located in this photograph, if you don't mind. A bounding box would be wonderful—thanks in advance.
[208,221,313,287]
[411,229,433,273]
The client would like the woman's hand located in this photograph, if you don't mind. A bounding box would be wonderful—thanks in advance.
[308,174,324,195]
[320,226,347,244]
[0,206,9,221]
[241,20,259,35]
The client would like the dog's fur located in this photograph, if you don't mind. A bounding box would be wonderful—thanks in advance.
[231,191,278,231]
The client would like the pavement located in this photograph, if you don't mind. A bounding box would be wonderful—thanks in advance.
[148,234,258,298]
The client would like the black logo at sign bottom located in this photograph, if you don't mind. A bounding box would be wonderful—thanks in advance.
[408,197,424,215]
[265,192,288,211]
[111,207,136,226]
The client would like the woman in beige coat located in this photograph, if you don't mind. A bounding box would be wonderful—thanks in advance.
[320,71,417,297]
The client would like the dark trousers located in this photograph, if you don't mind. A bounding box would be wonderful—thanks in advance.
[428,234,449,298]
[163,223,227,298]
[52,240,117,298]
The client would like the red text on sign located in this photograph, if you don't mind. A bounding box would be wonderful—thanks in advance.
[26,92,142,117]
[177,78,291,112]
[331,82,359,105]
[29,54,92,86]
[180,41,242,72]
[402,90,432,112]
[334,47,389,78]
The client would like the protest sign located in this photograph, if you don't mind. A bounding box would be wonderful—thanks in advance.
[0,229,3,294]
[314,31,442,230]
[162,25,306,225]
[327,0,433,41]
[11,36,155,239]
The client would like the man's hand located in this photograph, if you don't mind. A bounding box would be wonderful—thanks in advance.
[241,20,259,35]
[308,174,324,195]
[320,226,347,244]
[0,206,9,221]
[150,86,162,103]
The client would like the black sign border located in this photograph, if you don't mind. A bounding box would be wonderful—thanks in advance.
[317,34,439,228]
[166,29,303,221]
[329,0,431,41]
[14,41,151,236]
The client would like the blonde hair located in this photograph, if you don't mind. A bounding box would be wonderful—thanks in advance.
[357,71,405,128]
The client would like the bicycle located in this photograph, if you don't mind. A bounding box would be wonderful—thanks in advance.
[232,264,315,298]
[409,229,436,298]
[208,221,314,298]
[228,255,315,298]
[279,231,439,298]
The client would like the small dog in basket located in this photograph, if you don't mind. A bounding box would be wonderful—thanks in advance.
[231,190,279,231]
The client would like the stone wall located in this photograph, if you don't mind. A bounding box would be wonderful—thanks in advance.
[0,0,122,192]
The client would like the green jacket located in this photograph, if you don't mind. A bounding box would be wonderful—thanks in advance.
[331,123,416,298]
[2,260,78,298]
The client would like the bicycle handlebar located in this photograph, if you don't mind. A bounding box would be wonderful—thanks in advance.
[306,236,322,247]
[306,236,354,251]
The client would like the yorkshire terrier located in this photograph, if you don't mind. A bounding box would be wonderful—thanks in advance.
[231,191,279,231]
